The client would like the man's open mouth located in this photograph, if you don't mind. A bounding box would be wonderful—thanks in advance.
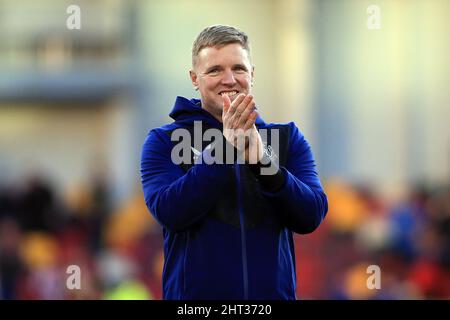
[219,91,239,97]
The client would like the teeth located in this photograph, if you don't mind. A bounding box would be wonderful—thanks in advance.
[221,91,238,96]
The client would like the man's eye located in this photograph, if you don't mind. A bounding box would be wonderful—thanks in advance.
[234,67,247,73]
[208,69,220,74]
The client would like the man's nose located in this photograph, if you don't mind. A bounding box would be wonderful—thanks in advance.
[221,70,236,86]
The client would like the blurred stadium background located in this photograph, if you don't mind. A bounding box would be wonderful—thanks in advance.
[0,0,449,299]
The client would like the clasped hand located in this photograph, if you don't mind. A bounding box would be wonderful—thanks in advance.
[221,93,263,164]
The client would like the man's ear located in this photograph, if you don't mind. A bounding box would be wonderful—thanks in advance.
[189,70,198,88]
[251,66,255,86]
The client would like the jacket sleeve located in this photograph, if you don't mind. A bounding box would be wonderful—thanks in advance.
[140,129,231,232]
[261,122,328,234]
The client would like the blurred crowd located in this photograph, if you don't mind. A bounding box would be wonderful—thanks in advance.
[297,179,450,299]
[0,173,163,300]
[0,174,449,300]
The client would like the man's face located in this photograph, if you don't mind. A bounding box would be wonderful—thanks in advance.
[190,43,254,120]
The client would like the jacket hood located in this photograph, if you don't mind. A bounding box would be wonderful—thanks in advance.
[169,96,265,128]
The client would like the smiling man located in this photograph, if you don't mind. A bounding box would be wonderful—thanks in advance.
[140,25,328,300]
[189,38,254,121]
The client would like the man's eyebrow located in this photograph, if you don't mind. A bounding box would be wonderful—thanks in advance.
[204,65,222,72]
[204,64,249,72]
[233,64,248,70]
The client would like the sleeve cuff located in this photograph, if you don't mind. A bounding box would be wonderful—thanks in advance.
[248,156,286,193]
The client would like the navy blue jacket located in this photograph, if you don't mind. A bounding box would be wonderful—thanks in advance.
[140,96,328,300]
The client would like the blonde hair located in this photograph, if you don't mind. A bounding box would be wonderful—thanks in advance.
[192,25,251,66]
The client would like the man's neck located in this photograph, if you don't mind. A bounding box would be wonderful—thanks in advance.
[201,105,223,123]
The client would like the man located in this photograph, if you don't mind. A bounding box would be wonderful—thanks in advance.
[140,25,328,300]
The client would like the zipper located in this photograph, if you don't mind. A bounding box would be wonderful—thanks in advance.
[235,164,249,299]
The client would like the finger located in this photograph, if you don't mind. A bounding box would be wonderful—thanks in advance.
[243,111,257,131]
[229,93,246,114]
[222,93,231,115]
[232,95,253,125]
[235,94,253,116]
[237,100,256,128]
